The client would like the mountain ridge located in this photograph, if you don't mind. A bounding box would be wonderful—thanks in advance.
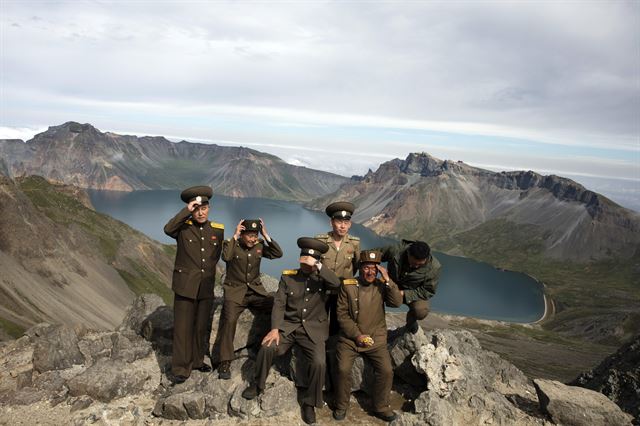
[0,122,349,201]
[309,152,639,263]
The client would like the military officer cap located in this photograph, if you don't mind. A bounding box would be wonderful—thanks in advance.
[360,250,382,264]
[297,237,329,260]
[325,201,355,220]
[241,219,261,233]
[180,185,213,204]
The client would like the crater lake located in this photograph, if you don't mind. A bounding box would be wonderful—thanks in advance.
[89,190,545,323]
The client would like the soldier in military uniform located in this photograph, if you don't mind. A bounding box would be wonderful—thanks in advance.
[216,218,283,379]
[315,201,360,336]
[333,250,402,421]
[163,186,224,383]
[375,240,441,333]
[242,238,340,425]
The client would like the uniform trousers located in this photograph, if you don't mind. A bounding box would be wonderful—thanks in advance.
[219,287,273,362]
[406,299,430,325]
[254,327,326,408]
[172,291,213,377]
[334,339,394,412]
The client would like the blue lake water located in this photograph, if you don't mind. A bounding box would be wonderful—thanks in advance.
[89,190,545,323]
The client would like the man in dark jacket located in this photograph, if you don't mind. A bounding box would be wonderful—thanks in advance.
[242,237,340,425]
[216,218,283,379]
[375,240,441,333]
[164,186,224,383]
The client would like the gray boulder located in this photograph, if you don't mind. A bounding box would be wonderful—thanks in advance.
[534,378,633,426]
[117,293,165,334]
[67,356,160,402]
[393,329,542,426]
[110,332,153,363]
[77,332,115,365]
[32,324,84,372]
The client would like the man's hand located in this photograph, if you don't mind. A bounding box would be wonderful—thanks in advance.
[262,329,280,347]
[300,255,317,267]
[233,219,245,240]
[187,200,201,212]
[356,335,374,348]
[376,264,390,283]
[259,218,270,241]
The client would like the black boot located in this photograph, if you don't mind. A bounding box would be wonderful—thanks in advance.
[218,361,231,379]
[301,404,316,424]
[195,364,212,372]
[373,410,397,422]
[172,375,187,384]
[241,384,262,400]
[333,409,346,420]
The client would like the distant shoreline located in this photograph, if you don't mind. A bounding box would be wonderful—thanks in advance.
[532,288,555,324]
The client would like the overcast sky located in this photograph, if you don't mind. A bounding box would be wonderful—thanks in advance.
[1,1,639,210]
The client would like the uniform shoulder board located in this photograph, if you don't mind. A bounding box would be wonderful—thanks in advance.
[349,235,360,241]
[342,278,358,285]
[314,233,329,239]
[211,222,225,229]
[185,219,193,225]
[282,269,298,276]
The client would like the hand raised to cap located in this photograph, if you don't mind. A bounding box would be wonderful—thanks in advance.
[376,264,390,283]
[187,200,201,212]
[299,255,317,267]
[234,219,246,240]
[259,217,269,240]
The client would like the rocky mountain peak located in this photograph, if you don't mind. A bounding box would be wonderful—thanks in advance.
[400,152,444,176]
[494,170,610,213]
[30,122,103,146]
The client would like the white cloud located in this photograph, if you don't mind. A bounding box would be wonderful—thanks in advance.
[1,0,638,184]
[0,126,46,141]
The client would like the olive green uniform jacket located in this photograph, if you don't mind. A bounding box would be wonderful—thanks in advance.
[314,232,360,281]
[376,240,441,304]
[221,237,283,303]
[336,277,403,351]
[271,266,341,345]
[164,207,224,299]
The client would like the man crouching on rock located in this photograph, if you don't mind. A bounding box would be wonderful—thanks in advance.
[163,186,224,384]
[242,237,340,425]
[333,250,403,422]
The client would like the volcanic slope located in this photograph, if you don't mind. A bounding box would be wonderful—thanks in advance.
[0,175,174,340]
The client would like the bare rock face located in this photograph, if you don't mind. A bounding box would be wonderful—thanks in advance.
[534,379,633,426]
[571,334,640,423]
[117,293,165,335]
[67,357,160,402]
[32,324,84,373]
[389,327,543,426]
[0,294,635,425]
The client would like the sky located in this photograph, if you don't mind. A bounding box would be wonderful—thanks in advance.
[1,0,639,210]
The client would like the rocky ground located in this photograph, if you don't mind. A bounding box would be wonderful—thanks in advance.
[0,294,635,426]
